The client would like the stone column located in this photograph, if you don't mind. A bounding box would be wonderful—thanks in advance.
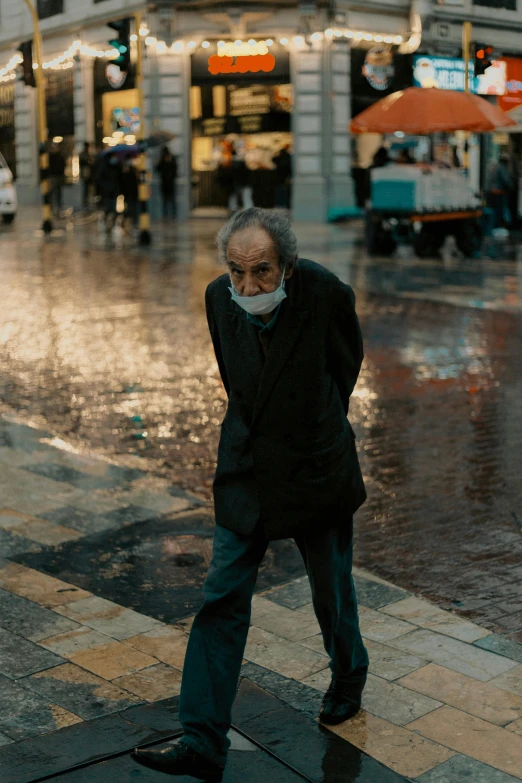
[327,39,355,216]
[292,39,354,222]
[291,46,326,222]
[14,80,39,206]
[144,45,191,221]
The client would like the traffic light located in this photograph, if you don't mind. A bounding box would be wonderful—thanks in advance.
[474,43,494,77]
[18,40,35,87]
[107,18,131,73]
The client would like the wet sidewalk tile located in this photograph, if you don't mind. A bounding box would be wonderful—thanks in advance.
[245,626,329,681]
[364,638,427,680]
[38,627,116,657]
[417,754,522,783]
[0,561,91,607]
[0,626,65,679]
[381,596,491,643]
[386,628,520,681]
[124,626,189,670]
[352,575,409,610]
[302,670,441,726]
[24,663,143,719]
[112,662,183,701]
[475,634,522,663]
[0,512,82,546]
[53,595,163,640]
[250,595,321,641]
[67,641,158,680]
[327,709,455,778]
[399,663,522,726]
[0,588,80,641]
[0,674,82,741]
[489,664,522,697]
[407,705,522,779]
[358,606,415,642]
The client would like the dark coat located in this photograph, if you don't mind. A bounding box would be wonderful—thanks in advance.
[205,258,366,540]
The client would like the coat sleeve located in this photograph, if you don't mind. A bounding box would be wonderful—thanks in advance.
[326,283,364,415]
[205,283,230,397]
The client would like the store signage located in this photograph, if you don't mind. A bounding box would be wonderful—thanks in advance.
[499,57,522,112]
[218,42,268,57]
[413,55,506,95]
[208,53,276,76]
[362,46,395,91]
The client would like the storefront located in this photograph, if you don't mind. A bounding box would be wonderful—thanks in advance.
[0,82,16,177]
[45,67,76,182]
[350,44,413,205]
[93,58,139,149]
[190,41,293,211]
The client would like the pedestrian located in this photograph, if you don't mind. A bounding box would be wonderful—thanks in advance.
[96,153,121,231]
[272,144,292,208]
[132,207,368,780]
[120,158,139,231]
[156,147,178,219]
[79,142,94,209]
[48,143,66,216]
[486,154,513,228]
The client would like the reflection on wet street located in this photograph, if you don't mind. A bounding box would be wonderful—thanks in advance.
[1,212,522,638]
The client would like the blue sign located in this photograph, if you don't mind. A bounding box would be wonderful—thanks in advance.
[413,55,474,92]
[413,55,507,96]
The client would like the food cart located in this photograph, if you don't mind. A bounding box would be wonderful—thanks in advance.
[350,87,515,257]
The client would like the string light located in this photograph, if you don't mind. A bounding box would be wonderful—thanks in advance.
[0,27,411,79]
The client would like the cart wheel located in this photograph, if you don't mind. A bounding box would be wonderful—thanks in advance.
[455,220,482,258]
[365,213,396,256]
[2,213,15,224]
[414,226,445,258]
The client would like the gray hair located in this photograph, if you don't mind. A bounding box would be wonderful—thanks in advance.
[216,207,298,271]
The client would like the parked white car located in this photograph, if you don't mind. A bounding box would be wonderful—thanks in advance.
[0,153,17,224]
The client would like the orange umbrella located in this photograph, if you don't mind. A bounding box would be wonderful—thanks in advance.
[350,87,516,134]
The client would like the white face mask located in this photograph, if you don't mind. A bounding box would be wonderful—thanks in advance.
[229,267,287,316]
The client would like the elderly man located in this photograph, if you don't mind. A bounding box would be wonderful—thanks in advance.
[133,208,368,781]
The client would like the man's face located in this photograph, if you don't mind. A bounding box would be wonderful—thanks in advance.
[226,227,293,296]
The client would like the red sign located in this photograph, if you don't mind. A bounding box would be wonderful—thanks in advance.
[208,53,276,76]
[499,57,522,112]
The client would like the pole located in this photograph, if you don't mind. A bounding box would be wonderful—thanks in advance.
[462,21,472,171]
[23,0,52,233]
[134,11,151,245]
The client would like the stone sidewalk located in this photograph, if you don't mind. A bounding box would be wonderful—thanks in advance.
[1,417,522,781]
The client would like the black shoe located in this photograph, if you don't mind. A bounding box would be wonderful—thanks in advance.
[319,678,362,725]
[131,739,224,780]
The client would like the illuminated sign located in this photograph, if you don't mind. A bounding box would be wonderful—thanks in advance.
[208,53,276,76]
[413,55,506,95]
[218,42,268,57]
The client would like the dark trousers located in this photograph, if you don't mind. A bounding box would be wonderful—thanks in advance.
[162,191,176,219]
[179,520,368,766]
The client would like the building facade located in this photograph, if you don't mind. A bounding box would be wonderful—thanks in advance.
[3,0,521,220]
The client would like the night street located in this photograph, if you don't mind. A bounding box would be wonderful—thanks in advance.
[1,210,522,782]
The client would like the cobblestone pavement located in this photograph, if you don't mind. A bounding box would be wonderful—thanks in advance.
[1,210,521,641]
[1,421,522,781]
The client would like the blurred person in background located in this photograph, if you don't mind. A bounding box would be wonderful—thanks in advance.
[121,158,139,232]
[486,154,513,229]
[48,143,66,216]
[79,142,94,209]
[156,148,178,220]
[272,144,292,209]
[96,153,121,231]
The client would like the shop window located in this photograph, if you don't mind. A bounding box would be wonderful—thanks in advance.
[473,0,516,9]
[37,0,64,18]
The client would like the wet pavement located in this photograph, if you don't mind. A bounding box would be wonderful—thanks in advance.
[0,418,521,781]
[1,208,521,642]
